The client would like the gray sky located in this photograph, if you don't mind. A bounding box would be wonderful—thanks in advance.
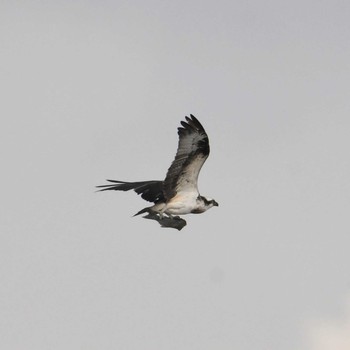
[1,1,350,349]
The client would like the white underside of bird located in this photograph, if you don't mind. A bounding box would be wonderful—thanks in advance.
[149,192,213,218]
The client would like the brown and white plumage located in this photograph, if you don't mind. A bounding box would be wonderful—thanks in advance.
[163,115,210,201]
[97,114,218,229]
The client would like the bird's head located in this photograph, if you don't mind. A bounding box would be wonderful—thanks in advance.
[200,196,219,209]
[211,199,219,207]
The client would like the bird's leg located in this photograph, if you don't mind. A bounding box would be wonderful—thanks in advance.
[158,210,173,220]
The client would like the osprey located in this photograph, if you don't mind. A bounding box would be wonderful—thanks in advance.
[97,114,218,229]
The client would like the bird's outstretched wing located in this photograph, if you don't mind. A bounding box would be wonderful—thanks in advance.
[163,115,210,200]
[96,180,164,203]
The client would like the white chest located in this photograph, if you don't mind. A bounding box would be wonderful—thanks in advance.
[165,193,198,215]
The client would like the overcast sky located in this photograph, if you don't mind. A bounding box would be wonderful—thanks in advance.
[1,1,350,349]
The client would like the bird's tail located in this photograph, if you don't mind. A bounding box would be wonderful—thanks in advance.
[133,207,152,217]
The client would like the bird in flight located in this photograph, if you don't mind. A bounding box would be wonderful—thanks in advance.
[97,114,218,229]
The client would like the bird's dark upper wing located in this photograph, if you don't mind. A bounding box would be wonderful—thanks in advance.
[96,180,164,203]
[163,115,210,200]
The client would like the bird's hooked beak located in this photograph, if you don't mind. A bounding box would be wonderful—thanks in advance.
[213,200,219,207]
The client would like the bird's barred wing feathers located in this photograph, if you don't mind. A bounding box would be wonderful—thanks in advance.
[163,115,210,200]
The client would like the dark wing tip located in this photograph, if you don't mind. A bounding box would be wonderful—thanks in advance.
[189,114,204,128]
[178,114,206,136]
